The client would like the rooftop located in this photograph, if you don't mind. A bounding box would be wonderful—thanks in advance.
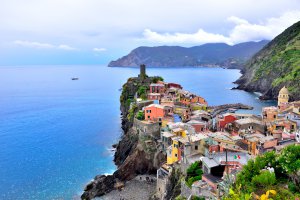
[162,131,175,138]
[235,117,263,125]
[187,120,207,125]
[148,93,161,96]
[190,134,208,142]
[145,104,165,109]
[150,83,164,87]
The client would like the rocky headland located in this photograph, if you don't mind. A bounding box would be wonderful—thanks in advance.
[81,73,255,200]
[81,76,166,200]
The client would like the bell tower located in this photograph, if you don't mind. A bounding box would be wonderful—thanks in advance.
[278,86,289,106]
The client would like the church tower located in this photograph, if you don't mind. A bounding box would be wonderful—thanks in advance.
[278,86,289,106]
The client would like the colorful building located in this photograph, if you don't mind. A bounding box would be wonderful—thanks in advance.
[144,104,167,122]
[216,113,237,131]
[167,83,182,89]
[278,86,289,109]
[150,83,165,94]
[262,106,278,123]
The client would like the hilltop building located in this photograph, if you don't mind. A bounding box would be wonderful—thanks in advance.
[139,64,146,80]
[278,86,289,109]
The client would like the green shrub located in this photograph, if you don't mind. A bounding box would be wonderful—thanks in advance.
[136,110,145,120]
[187,175,202,187]
[152,76,164,83]
[191,196,205,200]
[186,161,203,187]
[251,170,276,188]
[175,195,186,200]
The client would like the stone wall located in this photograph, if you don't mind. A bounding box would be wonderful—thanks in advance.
[134,118,160,139]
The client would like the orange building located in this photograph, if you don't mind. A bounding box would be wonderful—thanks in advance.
[144,104,168,122]
[191,96,208,105]
[262,106,278,123]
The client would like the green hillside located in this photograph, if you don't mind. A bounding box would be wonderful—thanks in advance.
[236,21,300,100]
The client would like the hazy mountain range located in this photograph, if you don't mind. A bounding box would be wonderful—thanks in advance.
[108,40,269,68]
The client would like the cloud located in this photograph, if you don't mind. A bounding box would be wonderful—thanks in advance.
[13,40,78,50]
[93,47,106,52]
[58,44,78,51]
[143,29,232,44]
[142,10,300,45]
[13,40,55,49]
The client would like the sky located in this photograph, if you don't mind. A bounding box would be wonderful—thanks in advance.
[0,0,300,65]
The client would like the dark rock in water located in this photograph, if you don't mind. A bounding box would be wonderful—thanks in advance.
[81,175,115,200]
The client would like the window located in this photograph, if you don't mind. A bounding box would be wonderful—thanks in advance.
[148,116,150,119]
[273,115,276,119]
[195,145,198,150]
[175,154,177,157]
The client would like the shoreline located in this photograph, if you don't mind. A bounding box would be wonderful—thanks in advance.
[98,175,156,200]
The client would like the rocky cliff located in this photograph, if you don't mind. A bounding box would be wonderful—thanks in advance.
[235,21,300,100]
[108,41,269,68]
[81,76,166,200]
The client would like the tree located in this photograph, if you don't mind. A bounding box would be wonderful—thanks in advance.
[137,86,147,100]
[251,171,276,189]
[277,144,300,192]
[152,76,164,83]
[186,161,203,187]
[136,110,145,120]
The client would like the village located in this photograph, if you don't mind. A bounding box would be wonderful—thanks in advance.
[123,65,300,200]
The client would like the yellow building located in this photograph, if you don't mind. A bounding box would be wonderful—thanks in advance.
[167,137,179,164]
[278,86,289,106]
[171,127,187,138]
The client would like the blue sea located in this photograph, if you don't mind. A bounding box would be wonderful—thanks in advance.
[0,66,276,200]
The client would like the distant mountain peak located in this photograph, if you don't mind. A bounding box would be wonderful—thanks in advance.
[108,40,269,68]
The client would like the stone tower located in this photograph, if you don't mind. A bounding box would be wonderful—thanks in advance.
[278,86,289,106]
[139,64,146,80]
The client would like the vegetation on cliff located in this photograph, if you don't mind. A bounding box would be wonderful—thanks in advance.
[225,144,300,200]
[185,161,203,188]
[236,21,300,100]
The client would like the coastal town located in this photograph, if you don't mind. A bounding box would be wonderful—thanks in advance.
[120,65,300,200]
[81,64,300,200]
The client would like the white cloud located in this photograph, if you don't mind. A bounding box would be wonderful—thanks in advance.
[13,40,78,50]
[228,10,300,43]
[143,29,231,44]
[58,44,78,51]
[142,10,300,45]
[93,47,106,52]
[13,40,55,49]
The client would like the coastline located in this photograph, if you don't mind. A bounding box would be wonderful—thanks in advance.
[81,70,255,199]
[99,175,156,200]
